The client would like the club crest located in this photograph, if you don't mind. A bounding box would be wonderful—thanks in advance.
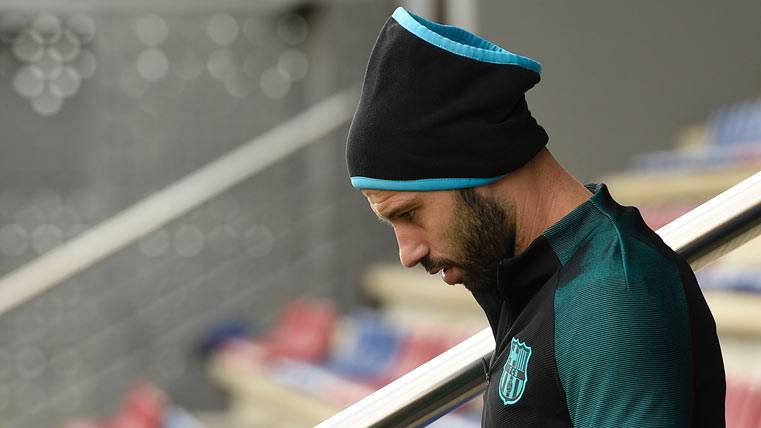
[498,337,532,406]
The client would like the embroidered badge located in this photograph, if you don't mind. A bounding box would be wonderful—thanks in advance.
[498,337,532,406]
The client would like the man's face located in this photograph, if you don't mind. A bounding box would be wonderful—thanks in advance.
[363,187,516,292]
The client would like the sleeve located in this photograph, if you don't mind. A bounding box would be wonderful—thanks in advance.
[553,258,694,427]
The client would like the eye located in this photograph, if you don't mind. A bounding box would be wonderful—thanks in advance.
[400,209,415,221]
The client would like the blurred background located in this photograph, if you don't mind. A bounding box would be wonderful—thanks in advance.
[0,0,759,427]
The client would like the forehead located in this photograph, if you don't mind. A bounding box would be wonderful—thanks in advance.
[362,188,456,211]
[362,189,418,206]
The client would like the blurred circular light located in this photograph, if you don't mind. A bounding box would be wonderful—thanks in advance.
[12,31,44,62]
[277,49,308,82]
[260,66,290,99]
[32,223,64,253]
[0,224,28,257]
[243,225,274,257]
[277,13,309,45]
[32,12,61,43]
[173,224,204,257]
[65,13,96,44]
[50,30,81,62]
[73,48,97,79]
[49,66,81,98]
[33,12,61,43]
[206,48,236,81]
[33,48,63,78]
[173,49,203,81]
[225,67,255,98]
[139,228,169,257]
[0,12,29,43]
[208,224,239,256]
[13,65,45,98]
[137,48,169,81]
[136,14,168,47]
[207,13,238,46]
[31,86,63,116]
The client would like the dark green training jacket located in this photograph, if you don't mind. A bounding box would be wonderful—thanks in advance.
[471,183,725,427]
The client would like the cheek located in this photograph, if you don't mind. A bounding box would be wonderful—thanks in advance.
[428,219,463,258]
[446,213,475,255]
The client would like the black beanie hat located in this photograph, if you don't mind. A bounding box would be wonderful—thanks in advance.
[346,7,548,191]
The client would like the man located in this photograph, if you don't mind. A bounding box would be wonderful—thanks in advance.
[345,6,725,428]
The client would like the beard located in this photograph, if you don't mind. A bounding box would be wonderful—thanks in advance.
[421,188,516,293]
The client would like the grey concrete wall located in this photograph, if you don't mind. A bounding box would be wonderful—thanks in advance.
[479,0,761,181]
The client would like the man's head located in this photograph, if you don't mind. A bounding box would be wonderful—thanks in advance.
[348,7,554,292]
[363,184,516,292]
[345,7,547,193]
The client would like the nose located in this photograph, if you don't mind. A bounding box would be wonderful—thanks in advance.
[394,227,428,268]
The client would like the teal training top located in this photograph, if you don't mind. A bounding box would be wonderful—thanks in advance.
[471,183,725,427]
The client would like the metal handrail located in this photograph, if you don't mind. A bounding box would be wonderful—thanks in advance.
[317,170,761,428]
[0,88,359,318]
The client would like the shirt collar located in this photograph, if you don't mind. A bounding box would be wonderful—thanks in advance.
[495,183,619,302]
[543,182,624,265]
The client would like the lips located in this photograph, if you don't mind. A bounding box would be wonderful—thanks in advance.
[426,265,460,285]
[441,266,459,285]
[428,266,459,285]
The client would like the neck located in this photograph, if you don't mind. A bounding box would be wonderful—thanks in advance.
[510,151,593,254]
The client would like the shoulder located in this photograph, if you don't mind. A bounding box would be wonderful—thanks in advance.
[552,210,695,426]
[553,215,691,342]
[555,204,688,310]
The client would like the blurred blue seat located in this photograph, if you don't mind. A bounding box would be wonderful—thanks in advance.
[326,309,404,380]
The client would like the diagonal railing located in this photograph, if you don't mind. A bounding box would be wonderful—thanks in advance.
[0,87,359,317]
[317,169,761,428]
